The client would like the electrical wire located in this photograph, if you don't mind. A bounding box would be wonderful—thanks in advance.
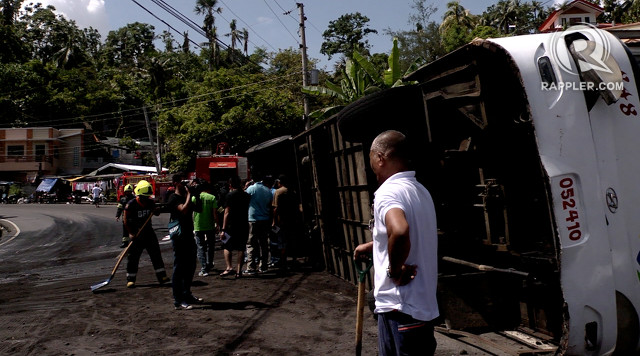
[263,0,299,44]
[273,0,297,21]
[31,80,301,156]
[154,0,206,36]
[147,0,257,68]
[13,71,300,128]
[281,0,322,34]
[219,0,278,52]
[130,0,202,49]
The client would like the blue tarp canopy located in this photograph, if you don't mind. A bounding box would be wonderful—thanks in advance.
[36,178,58,193]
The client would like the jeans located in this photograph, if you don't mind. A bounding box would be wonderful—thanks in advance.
[377,311,436,356]
[171,232,197,305]
[246,220,270,271]
[194,230,215,272]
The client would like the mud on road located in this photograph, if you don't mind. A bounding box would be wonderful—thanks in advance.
[0,204,492,356]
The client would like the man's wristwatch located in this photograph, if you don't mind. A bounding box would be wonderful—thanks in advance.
[386,266,400,279]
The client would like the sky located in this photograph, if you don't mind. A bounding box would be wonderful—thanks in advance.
[23,0,560,70]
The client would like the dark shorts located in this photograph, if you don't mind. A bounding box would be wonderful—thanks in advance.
[222,228,249,251]
[377,311,436,356]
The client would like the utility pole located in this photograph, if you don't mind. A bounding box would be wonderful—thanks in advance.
[156,120,162,170]
[297,3,311,130]
[143,106,161,174]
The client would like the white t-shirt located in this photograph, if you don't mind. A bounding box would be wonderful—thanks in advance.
[372,170,439,322]
[92,186,102,198]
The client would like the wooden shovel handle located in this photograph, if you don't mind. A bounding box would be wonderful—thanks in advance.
[355,281,366,356]
[110,213,154,277]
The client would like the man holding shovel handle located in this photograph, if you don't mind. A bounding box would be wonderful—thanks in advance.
[353,130,439,356]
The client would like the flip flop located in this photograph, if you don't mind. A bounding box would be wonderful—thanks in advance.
[219,269,233,277]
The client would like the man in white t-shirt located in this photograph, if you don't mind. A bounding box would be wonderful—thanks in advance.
[92,184,102,208]
[354,130,439,356]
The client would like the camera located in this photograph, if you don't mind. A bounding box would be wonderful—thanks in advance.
[187,178,204,195]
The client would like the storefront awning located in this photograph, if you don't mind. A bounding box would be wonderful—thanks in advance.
[36,178,58,192]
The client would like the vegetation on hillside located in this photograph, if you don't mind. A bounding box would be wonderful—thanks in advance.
[0,0,622,172]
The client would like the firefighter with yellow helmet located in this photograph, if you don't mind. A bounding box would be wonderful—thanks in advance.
[123,180,170,288]
[116,183,135,248]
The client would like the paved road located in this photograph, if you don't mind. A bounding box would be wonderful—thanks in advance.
[0,203,171,278]
[0,203,531,355]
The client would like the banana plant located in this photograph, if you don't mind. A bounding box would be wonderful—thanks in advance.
[302,38,417,125]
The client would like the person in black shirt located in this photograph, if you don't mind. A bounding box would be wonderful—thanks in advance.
[167,174,202,310]
[123,180,170,288]
[219,176,250,278]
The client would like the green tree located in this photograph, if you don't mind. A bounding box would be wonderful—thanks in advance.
[440,1,477,32]
[621,1,640,23]
[0,0,28,63]
[161,30,174,53]
[482,0,549,35]
[440,1,477,52]
[18,3,98,67]
[441,22,471,52]
[102,22,156,68]
[385,0,444,71]
[225,19,245,61]
[195,0,222,70]
[158,65,303,172]
[302,39,414,125]
[320,12,378,60]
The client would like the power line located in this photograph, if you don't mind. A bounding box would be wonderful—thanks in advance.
[219,0,278,52]
[146,0,261,67]
[284,0,322,34]
[130,0,202,49]
[215,11,266,56]
[263,0,300,44]
[154,0,204,35]
[273,0,297,19]
[14,72,301,127]
[149,0,206,38]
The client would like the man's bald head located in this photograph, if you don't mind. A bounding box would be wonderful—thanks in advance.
[369,130,412,185]
[370,130,410,167]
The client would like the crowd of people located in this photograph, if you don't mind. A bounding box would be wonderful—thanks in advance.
[118,172,301,310]
[116,130,440,355]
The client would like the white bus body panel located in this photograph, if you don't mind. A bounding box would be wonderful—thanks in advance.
[490,33,640,355]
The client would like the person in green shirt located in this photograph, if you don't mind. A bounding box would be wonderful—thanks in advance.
[192,179,219,276]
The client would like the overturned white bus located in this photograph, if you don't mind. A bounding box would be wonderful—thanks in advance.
[331,26,640,355]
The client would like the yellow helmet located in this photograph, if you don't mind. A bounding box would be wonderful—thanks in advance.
[124,184,134,192]
[134,180,153,196]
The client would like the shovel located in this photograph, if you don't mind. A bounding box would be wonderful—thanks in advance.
[355,254,373,356]
[91,213,153,292]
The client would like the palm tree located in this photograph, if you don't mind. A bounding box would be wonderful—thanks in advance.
[225,19,246,61]
[242,28,249,56]
[226,19,243,51]
[194,0,222,70]
[210,26,219,67]
[440,1,476,33]
[492,0,519,34]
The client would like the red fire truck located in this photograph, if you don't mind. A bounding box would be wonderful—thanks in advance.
[192,142,250,186]
[115,173,173,203]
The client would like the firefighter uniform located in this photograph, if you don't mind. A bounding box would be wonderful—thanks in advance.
[116,184,135,248]
[123,180,170,288]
